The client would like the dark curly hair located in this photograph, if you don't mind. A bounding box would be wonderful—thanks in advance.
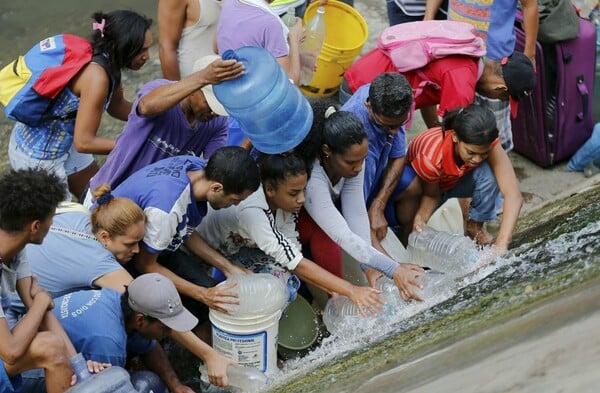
[0,169,64,232]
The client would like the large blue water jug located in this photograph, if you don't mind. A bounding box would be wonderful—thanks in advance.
[214,46,313,154]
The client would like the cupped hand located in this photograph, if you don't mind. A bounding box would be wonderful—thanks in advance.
[368,203,389,241]
[392,263,425,302]
[205,351,236,387]
[347,285,384,317]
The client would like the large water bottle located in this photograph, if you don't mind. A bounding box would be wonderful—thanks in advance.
[321,295,364,335]
[66,353,137,393]
[199,363,269,393]
[213,46,313,154]
[407,225,481,277]
[225,273,290,317]
[299,7,326,86]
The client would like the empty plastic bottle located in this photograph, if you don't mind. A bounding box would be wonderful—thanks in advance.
[199,364,269,393]
[66,353,137,393]
[322,296,364,335]
[213,46,313,154]
[223,273,290,317]
[407,225,481,277]
[281,6,297,28]
[299,6,326,86]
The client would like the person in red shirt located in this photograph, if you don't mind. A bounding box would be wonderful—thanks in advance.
[399,104,522,253]
[342,48,533,129]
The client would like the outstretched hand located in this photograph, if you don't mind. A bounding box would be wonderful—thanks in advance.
[392,263,425,302]
[199,280,240,313]
[347,285,384,317]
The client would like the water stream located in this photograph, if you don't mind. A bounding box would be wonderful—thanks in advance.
[267,187,600,392]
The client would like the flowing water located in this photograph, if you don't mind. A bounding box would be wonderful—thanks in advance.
[267,188,600,392]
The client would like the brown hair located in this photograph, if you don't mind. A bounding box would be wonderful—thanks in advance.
[91,184,146,237]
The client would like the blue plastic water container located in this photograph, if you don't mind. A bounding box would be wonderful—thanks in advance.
[214,46,313,154]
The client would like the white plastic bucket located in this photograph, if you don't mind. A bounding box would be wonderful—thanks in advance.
[210,309,282,374]
[209,274,289,374]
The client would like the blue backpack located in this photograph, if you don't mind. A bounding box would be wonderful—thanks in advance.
[0,34,93,126]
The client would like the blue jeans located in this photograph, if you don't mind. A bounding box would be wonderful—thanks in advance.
[568,122,600,171]
[445,162,499,222]
[396,162,499,225]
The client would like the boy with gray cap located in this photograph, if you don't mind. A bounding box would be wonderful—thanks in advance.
[45,273,234,391]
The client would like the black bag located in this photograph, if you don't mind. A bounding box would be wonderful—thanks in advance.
[537,0,580,43]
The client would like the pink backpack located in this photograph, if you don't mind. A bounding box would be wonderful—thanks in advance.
[377,20,486,72]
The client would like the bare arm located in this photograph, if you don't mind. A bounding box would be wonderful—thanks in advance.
[368,156,406,241]
[106,83,132,121]
[142,344,194,393]
[184,231,246,277]
[170,330,234,387]
[135,245,240,313]
[424,0,445,20]
[0,277,53,363]
[137,59,244,117]
[520,0,539,64]
[18,276,77,358]
[158,0,187,80]
[70,63,116,154]
[92,269,134,294]
[487,145,522,251]
[413,179,442,230]
[293,258,383,315]
[277,18,304,85]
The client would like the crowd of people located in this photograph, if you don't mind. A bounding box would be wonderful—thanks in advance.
[0,0,552,391]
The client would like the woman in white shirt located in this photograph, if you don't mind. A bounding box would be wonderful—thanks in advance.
[296,107,424,302]
[198,153,383,314]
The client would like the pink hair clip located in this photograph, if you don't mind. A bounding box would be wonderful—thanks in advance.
[92,18,106,38]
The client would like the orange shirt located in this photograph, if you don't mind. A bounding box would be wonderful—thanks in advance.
[406,127,499,192]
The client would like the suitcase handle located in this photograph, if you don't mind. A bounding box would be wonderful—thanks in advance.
[576,75,588,121]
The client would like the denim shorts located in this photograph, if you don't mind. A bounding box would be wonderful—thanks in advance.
[9,129,94,200]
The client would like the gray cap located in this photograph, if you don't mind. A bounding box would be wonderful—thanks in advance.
[127,273,198,331]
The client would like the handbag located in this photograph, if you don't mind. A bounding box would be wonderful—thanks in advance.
[537,0,580,43]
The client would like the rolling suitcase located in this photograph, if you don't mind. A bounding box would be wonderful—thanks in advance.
[511,16,596,167]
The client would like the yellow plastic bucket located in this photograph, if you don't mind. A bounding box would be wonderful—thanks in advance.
[300,0,368,97]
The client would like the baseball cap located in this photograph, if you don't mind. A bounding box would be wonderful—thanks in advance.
[127,273,198,331]
[501,52,536,118]
[192,55,229,116]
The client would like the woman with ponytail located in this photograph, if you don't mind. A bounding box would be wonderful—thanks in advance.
[401,103,522,257]
[295,103,425,303]
[8,10,153,200]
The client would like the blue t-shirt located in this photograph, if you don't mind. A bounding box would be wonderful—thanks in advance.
[111,155,208,254]
[341,85,407,201]
[25,206,123,298]
[53,289,156,367]
[448,0,517,60]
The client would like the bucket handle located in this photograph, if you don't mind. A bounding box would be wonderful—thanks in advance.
[287,275,301,302]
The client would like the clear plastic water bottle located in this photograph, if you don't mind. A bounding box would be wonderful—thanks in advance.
[281,6,297,28]
[407,225,481,277]
[199,364,269,393]
[299,6,326,86]
[66,353,137,393]
[223,273,289,317]
[321,295,363,335]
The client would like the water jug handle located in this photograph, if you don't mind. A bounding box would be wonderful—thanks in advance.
[286,275,301,302]
[221,49,240,62]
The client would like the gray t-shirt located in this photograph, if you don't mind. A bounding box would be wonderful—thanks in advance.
[1,252,31,318]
